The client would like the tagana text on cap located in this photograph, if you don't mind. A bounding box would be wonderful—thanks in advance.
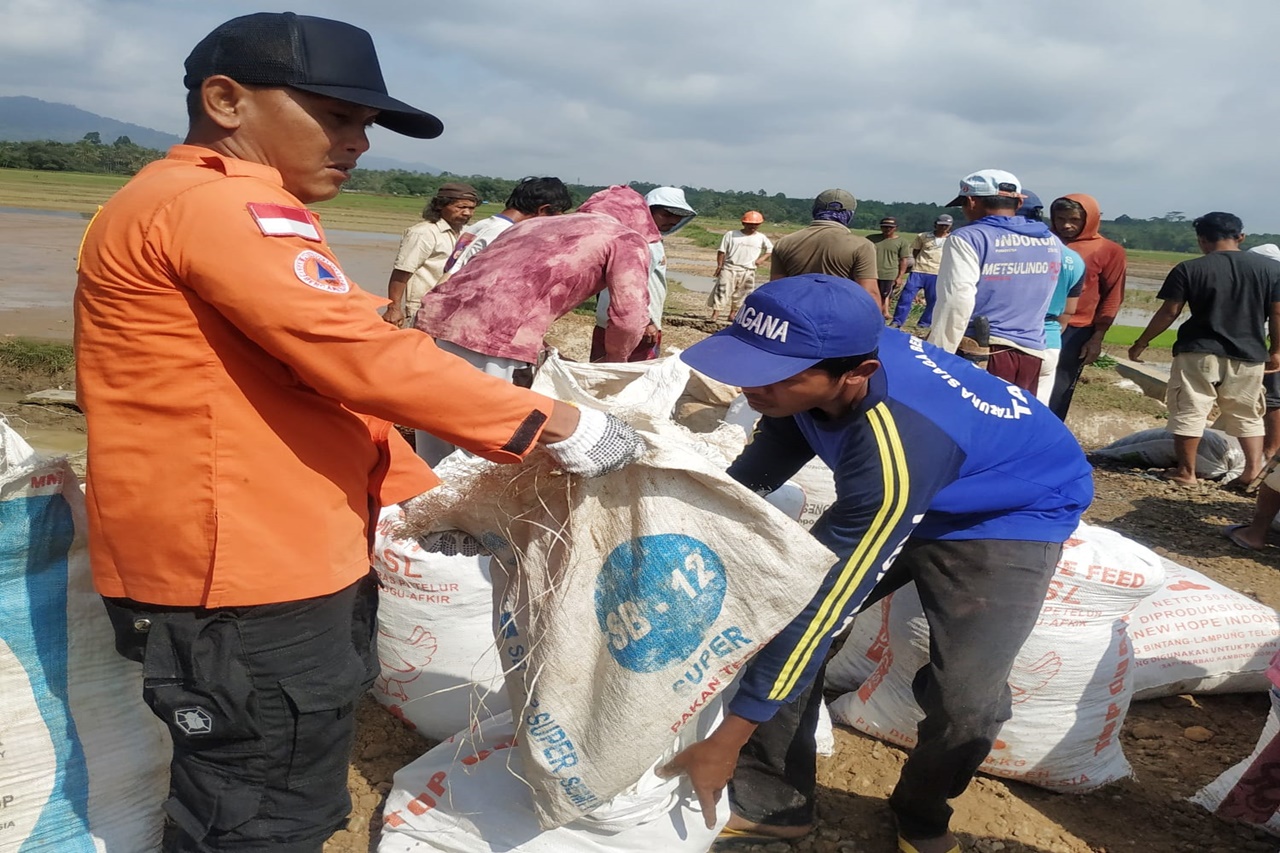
[679,274,882,387]
[184,12,444,139]
[945,169,1023,207]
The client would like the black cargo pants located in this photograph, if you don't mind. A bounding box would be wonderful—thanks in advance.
[103,571,379,852]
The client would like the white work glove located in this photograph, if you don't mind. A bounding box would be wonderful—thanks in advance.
[543,406,644,478]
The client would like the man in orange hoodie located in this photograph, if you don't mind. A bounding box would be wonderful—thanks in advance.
[1047,194,1127,420]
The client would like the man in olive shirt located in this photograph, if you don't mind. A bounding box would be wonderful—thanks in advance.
[867,215,912,309]
[770,188,881,306]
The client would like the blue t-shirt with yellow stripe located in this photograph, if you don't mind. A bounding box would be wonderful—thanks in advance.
[725,328,1093,722]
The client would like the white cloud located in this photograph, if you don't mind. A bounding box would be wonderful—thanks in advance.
[2,0,1279,228]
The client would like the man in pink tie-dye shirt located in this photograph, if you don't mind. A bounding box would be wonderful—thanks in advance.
[412,184,658,463]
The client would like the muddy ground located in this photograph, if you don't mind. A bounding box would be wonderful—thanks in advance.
[5,211,1279,852]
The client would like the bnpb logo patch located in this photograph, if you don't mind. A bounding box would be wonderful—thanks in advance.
[294,250,350,293]
[594,534,727,673]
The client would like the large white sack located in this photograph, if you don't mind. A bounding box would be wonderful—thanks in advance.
[407,378,835,828]
[829,523,1163,792]
[1190,687,1280,835]
[539,352,749,472]
[371,502,509,741]
[0,420,170,851]
[537,350,691,421]
[1129,559,1280,699]
[1090,428,1244,480]
[724,394,836,530]
[826,603,892,694]
[379,702,729,852]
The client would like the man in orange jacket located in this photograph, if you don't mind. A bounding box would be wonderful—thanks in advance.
[75,13,641,852]
[1047,193,1127,419]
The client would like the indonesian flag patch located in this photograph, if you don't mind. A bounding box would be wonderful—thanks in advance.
[247,202,322,242]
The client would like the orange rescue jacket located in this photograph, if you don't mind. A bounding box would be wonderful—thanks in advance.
[76,146,556,607]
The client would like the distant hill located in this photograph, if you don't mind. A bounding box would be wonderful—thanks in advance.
[359,154,442,175]
[0,96,181,150]
[0,96,442,173]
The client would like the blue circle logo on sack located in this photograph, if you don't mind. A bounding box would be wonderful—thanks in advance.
[594,534,727,673]
[293,250,350,293]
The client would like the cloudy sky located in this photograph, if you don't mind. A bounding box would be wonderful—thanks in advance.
[4,0,1278,228]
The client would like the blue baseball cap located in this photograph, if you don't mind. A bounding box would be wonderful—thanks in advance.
[1017,190,1045,221]
[680,275,882,387]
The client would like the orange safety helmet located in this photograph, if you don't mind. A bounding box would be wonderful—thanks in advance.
[741,210,765,224]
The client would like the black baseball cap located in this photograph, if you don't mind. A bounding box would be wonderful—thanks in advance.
[184,12,444,139]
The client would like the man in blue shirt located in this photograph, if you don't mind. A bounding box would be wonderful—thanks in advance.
[1018,192,1086,404]
[664,275,1093,853]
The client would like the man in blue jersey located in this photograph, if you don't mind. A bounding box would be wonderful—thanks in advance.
[929,170,1061,395]
[663,275,1093,853]
[1017,192,1086,405]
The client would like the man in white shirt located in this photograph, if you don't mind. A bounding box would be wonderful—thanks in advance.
[710,211,774,322]
[928,169,1060,394]
[440,176,572,279]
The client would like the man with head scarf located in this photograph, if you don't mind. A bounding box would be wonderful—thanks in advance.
[384,181,479,327]
[769,189,880,305]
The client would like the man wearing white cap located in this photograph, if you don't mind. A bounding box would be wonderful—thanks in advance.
[929,170,1061,394]
[591,186,697,361]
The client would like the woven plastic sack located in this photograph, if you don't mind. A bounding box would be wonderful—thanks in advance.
[372,499,509,741]
[0,419,170,851]
[536,350,691,422]
[407,421,834,828]
[830,523,1162,792]
[379,701,729,852]
[1190,687,1280,834]
[1090,428,1244,480]
[1129,559,1280,699]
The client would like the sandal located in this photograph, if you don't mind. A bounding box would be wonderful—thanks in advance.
[1222,477,1259,496]
[715,826,806,846]
[898,834,962,853]
[1222,523,1264,552]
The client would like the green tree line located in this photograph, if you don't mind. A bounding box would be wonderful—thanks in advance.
[0,134,163,174]
[4,137,1279,250]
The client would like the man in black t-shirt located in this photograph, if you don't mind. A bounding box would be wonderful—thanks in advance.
[1130,212,1280,487]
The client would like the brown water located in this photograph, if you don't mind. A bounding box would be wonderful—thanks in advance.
[0,388,87,460]
[0,210,408,343]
